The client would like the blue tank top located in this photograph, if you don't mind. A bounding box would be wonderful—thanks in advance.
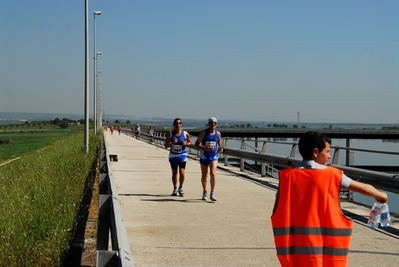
[169,130,187,156]
[200,129,219,161]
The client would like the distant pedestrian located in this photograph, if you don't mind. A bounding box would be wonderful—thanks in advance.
[110,125,114,135]
[195,117,223,201]
[164,118,192,197]
[134,125,140,139]
[147,126,154,143]
[117,125,122,135]
[271,131,388,267]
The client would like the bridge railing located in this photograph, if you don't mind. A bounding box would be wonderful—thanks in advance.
[121,130,399,194]
[331,145,399,165]
[222,137,399,194]
[97,135,135,267]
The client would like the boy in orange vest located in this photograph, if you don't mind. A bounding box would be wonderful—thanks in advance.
[271,131,388,267]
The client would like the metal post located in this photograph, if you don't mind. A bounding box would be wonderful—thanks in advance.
[96,67,102,131]
[98,83,102,129]
[84,0,89,153]
[9,126,12,153]
[99,93,103,129]
[93,11,101,134]
[346,138,355,166]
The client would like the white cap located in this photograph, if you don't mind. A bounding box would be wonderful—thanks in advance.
[208,117,217,123]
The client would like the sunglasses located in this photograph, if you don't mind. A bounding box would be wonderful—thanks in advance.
[209,122,217,125]
[174,122,182,125]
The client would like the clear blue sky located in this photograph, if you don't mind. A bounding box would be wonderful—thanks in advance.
[1,0,398,123]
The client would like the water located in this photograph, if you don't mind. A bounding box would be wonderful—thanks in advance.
[380,203,391,227]
[367,202,391,228]
[355,193,398,215]
[331,139,399,166]
[367,202,382,228]
[224,137,399,214]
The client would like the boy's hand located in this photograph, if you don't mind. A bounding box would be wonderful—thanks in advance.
[375,192,388,203]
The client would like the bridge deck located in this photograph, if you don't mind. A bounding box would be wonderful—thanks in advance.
[104,132,399,267]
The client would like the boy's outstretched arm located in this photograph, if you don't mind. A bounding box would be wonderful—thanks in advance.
[348,180,388,203]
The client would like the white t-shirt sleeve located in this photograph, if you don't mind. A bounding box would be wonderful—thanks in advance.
[341,173,352,189]
[295,160,352,189]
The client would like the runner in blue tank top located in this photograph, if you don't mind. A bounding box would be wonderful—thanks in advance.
[164,118,192,197]
[195,117,223,201]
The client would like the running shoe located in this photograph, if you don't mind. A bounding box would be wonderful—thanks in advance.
[210,192,217,201]
[171,188,178,196]
[202,191,207,201]
[178,188,184,197]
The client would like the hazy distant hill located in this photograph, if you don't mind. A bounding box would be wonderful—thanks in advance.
[0,111,83,125]
[0,111,397,129]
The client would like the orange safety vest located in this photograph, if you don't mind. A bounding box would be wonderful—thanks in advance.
[271,167,353,267]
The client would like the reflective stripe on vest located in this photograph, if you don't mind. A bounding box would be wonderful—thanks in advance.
[276,246,349,256]
[274,226,352,256]
[273,226,352,236]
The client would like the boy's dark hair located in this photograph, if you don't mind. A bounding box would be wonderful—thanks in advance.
[298,131,331,159]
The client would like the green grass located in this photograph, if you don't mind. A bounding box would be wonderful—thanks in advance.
[0,124,84,163]
[0,131,100,266]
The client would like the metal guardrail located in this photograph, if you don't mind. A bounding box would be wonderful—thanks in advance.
[221,147,399,193]
[331,145,399,165]
[97,135,135,267]
[134,132,399,194]
[174,128,399,139]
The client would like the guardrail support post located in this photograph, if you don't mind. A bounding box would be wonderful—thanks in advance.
[261,142,268,177]
[223,139,229,166]
[332,147,340,165]
[290,144,298,158]
[346,138,355,166]
[97,195,111,250]
[240,140,246,171]
[96,250,117,267]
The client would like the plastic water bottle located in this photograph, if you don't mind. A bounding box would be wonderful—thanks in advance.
[380,203,391,227]
[367,202,382,228]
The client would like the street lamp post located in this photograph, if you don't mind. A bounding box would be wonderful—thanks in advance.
[9,126,12,153]
[84,0,89,153]
[96,70,102,130]
[93,10,101,134]
[99,91,103,129]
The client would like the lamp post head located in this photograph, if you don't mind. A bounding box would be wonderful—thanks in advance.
[97,51,102,56]
[94,11,102,16]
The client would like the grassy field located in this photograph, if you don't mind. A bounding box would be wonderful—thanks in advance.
[0,129,100,266]
[0,124,84,164]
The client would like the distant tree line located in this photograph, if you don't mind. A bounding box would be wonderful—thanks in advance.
[0,118,93,130]
[382,126,399,130]
[229,123,254,128]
